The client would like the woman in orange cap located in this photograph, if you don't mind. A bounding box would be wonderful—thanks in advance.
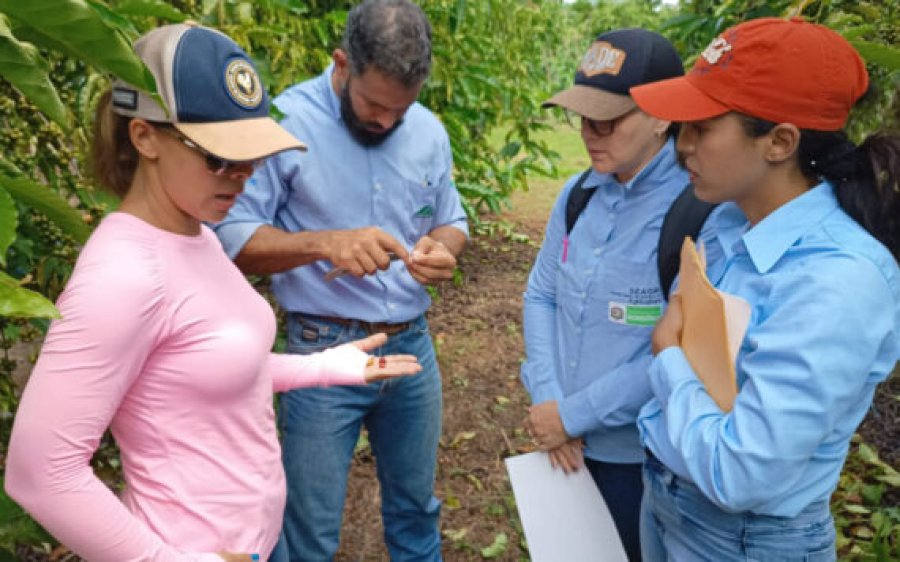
[629,17,899,560]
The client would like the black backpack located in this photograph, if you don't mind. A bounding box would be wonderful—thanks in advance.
[564,169,717,300]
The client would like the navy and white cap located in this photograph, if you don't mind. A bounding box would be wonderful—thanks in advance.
[543,28,684,121]
[111,21,305,161]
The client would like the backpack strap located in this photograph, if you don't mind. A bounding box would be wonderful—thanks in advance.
[657,184,718,300]
[560,169,595,264]
[564,169,595,235]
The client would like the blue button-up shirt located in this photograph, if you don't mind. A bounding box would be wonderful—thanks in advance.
[521,139,690,463]
[215,66,468,322]
[639,182,899,517]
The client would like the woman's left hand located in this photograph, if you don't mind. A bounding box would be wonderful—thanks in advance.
[652,293,684,355]
[524,401,570,451]
[350,333,423,382]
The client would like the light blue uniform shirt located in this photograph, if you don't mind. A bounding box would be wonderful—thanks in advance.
[215,66,468,322]
[639,182,899,517]
[521,139,689,463]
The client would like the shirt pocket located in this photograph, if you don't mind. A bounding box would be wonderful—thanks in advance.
[403,176,438,239]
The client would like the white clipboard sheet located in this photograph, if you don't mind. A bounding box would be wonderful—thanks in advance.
[505,451,628,562]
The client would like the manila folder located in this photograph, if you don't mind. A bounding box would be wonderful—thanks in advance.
[678,237,744,411]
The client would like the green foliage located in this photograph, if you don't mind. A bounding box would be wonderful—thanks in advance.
[0,188,14,264]
[115,0,188,22]
[832,438,900,561]
[0,175,91,246]
[0,272,60,320]
[0,0,155,93]
[480,531,508,558]
[0,15,68,128]
[417,0,568,218]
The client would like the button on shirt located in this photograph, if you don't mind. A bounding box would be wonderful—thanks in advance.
[639,183,900,517]
[521,139,689,463]
[215,66,468,323]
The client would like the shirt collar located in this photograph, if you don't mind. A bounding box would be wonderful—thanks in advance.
[735,182,839,274]
[582,137,679,193]
[320,63,342,120]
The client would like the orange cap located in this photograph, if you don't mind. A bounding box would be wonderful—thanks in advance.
[630,17,869,131]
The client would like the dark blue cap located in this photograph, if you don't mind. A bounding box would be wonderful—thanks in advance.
[544,28,684,121]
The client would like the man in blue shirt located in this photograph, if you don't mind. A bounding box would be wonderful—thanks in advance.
[215,1,467,559]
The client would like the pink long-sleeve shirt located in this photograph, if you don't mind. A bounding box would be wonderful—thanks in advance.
[5,213,367,561]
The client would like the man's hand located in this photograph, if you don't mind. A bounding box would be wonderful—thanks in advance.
[323,227,409,277]
[523,401,571,451]
[548,439,584,473]
[406,235,456,285]
[651,293,683,355]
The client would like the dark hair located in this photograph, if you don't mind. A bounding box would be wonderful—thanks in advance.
[739,116,900,259]
[342,0,432,88]
[91,90,139,197]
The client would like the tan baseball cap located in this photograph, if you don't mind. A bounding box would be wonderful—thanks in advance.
[111,21,305,161]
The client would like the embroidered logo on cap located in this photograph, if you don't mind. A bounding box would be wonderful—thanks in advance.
[701,37,733,65]
[579,41,626,77]
[224,58,263,109]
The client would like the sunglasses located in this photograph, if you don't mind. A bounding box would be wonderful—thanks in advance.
[153,125,261,176]
[577,108,638,137]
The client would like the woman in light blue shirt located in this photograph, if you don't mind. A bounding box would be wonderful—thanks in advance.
[521,28,686,561]
[630,17,899,561]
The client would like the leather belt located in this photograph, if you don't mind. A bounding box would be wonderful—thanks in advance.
[304,314,411,336]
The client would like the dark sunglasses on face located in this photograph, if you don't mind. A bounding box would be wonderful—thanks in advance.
[152,124,261,176]
[577,108,637,136]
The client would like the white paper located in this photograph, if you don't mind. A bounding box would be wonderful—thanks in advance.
[505,452,628,562]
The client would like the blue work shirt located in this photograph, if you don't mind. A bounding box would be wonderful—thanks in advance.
[639,182,899,517]
[215,66,468,322]
[522,139,689,463]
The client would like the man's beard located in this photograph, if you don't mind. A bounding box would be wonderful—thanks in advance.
[340,81,403,147]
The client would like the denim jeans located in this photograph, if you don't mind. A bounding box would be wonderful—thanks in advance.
[640,454,836,562]
[585,458,643,562]
[275,313,442,562]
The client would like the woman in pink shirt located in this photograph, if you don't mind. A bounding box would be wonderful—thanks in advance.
[5,23,420,562]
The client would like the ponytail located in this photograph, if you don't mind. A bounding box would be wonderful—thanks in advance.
[800,131,900,260]
[91,89,139,198]
[740,115,900,260]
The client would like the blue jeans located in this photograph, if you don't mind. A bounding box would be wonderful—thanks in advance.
[640,454,836,562]
[585,458,643,562]
[276,314,442,562]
